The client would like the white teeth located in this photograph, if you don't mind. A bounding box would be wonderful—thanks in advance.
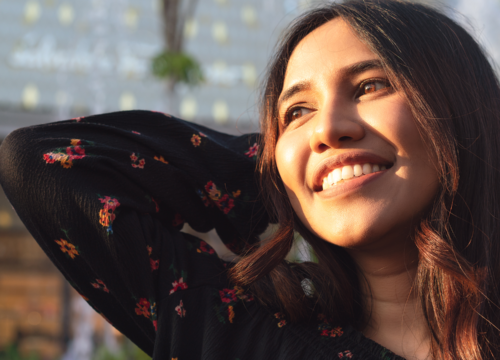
[321,163,390,190]
[342,165,354,180]
[332,168,342,185]
[353,164,363,177]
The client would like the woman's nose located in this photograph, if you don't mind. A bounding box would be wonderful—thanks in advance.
[309,107,365,153]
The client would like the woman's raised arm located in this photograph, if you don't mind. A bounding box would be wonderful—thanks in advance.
[0,110,269,355]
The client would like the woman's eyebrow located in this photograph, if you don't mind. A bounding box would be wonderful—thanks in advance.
[342,59,384,78]
[277,81,311,110]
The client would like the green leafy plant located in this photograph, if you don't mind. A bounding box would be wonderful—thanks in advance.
[151,51,204,86]
[0,344,39,360]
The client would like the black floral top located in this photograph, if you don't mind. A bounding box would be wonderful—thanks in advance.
[0,110,405,360]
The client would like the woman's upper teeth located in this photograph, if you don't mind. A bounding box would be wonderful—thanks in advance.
[322,163,387,190]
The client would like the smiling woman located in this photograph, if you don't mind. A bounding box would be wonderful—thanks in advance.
[0,1,499,360]
[231,1,500,359]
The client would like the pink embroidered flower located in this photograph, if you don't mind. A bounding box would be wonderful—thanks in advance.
[204,181,221,200]
[172,213,184,227]
[216,194,235,214]
[99,196,120,211]
[153,320,158,331]
[199,132,207,137]
[175,300,186,317]
[169,278,188,295]
[150,258,160,271]
[197,241,215,255]
[132,131,141,135]
[138,159,145,168]
[219,289,237,303]
[338,351,353,358]
[130,153,138,162]
[91,279,109,293]
[135,298,151,318]
[245,143,259,158]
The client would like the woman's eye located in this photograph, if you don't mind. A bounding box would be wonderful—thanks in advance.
[357,80,391,98]
[285,107,312,123]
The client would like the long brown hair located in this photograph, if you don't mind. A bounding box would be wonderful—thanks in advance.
[230,1,500,358]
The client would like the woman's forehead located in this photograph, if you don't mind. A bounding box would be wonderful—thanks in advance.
[283,18,379,90]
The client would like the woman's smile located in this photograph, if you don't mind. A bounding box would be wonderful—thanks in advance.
[275,18,439,249]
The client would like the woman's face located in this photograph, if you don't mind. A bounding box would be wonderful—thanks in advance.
[275,19,439,251]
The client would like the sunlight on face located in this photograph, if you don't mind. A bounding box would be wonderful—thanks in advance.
[275,19,439,254]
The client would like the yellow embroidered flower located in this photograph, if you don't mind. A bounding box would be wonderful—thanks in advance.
[191,134,201,147]
[54,239,79,259]
[228,305,235,323]
[99,209,111,227]
[70,139,81,146]
[232,190,241,198]
[154,155,169,164]
[60,156,73,169]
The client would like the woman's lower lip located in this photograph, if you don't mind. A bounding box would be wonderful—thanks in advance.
[315,170,387,198]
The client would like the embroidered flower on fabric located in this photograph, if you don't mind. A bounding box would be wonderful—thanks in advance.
[154,155,169,164]
[43,140,87,169]
[201,181,238,215]
[213,286,254,324]
[130,153,145,168]
[234,286,254,302]
[245,143,259,158]
[169,277,188,295]
[150,258,160,271]
[197,240,215,255]
[175,300,186,318]
[135,298,151,317]
[338,351,353,358]
[219,288,237,303]
[191,134,202,147]
[205,181,221,201]
[228,305,235,323]
[135,298,158,331]
[318,314,344,338]
[132,131,141,135]
[172,213,184,227]
[91,279,109,293]
[150,110,171,117]
[98,196,120,234]
[274,312,287,327]
[217,194,235,215]
[54,238,79,259]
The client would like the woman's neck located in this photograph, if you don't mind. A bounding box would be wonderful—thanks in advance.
[347,241,432,360]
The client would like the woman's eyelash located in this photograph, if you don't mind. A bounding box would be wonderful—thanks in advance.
[355,79,391,98]
[283,106,311,125]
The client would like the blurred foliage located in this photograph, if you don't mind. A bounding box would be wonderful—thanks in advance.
[93,339,151,360]
[0,338,150,360]
[0,344,39,360]
[151,51,204,86]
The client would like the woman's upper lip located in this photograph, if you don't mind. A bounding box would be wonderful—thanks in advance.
[312,151,394,191]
